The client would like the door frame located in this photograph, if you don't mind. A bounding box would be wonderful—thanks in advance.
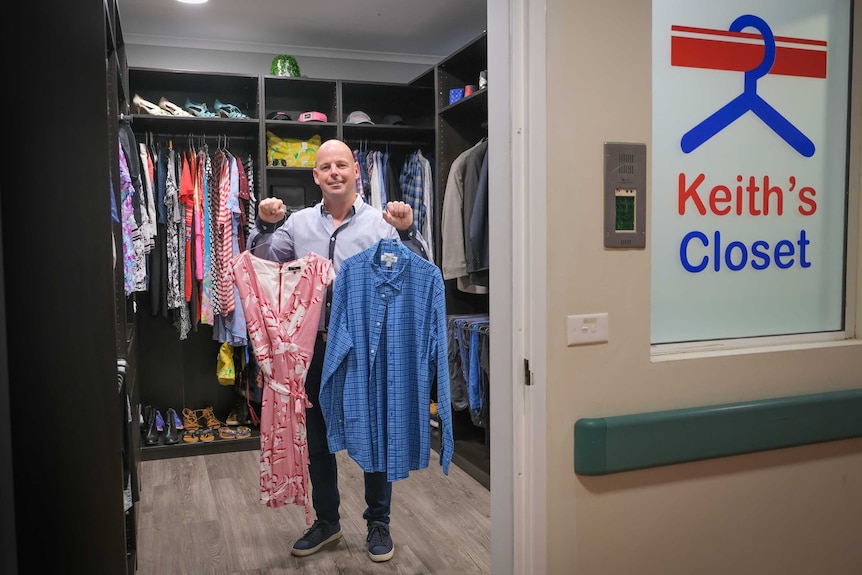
[488,0,548,573]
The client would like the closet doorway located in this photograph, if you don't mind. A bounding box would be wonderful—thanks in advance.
[116,0,548,571]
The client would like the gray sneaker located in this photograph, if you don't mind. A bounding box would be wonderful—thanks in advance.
[366,522,394,562]
[291,519,342,557]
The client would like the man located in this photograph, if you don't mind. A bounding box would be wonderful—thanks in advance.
[249,138,430,562]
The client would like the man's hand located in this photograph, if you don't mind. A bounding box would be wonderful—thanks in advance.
[382,201,414,231]
[258,197,286,224]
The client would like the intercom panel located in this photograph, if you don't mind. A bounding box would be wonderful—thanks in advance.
[604,142,647,248]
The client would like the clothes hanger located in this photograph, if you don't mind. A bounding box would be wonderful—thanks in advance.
[680,14,815,157]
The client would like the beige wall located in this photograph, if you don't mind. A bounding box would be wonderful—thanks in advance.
[545,1,862,574]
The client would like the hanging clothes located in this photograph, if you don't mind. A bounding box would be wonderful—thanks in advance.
[117,141,137,296]
[231,250,335,524]
[441,138,489,294]
[320,238,454,482]
[132,137,257,340]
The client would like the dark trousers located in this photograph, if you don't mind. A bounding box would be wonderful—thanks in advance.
[306,334,391,526]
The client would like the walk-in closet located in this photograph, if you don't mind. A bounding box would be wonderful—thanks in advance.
[1,1,495,572]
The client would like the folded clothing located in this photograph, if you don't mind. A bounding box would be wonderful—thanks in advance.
[266,132,321,167]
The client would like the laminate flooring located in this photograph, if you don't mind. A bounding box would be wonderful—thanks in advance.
[135,449,490,575]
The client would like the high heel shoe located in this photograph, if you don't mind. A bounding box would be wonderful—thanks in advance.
[158,97,193,117]
[214,99,249,119]
[184,98,217,118]
[133,94,171,116]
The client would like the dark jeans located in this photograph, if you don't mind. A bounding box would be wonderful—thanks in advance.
[306,334,391,526]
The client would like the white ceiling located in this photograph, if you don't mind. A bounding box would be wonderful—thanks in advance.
[116,0,488,64]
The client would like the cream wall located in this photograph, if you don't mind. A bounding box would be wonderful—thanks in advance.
[545,1,862,574]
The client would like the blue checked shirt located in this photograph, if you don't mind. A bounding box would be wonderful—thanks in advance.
[320,238,454,481]
[400,153,426,234]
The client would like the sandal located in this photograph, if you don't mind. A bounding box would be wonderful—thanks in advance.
[236,426,252,439]
[158,97,193,117]
[182,430,199,443]
[218,426,237,440]
[184,98,217,118]
[133,94,170,116]
[182,407,202,433]
[199,429,215,442]
[200,406,224,430]
[214,99,249,119]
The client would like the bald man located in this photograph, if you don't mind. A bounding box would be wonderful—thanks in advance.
[248,138,430,562]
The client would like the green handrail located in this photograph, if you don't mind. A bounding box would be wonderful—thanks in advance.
[574,388,862,475]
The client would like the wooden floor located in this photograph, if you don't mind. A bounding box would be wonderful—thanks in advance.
[135,449,491,575]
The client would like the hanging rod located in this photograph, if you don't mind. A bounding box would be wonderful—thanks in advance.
[343,138,432,147]
[145,132,257,140]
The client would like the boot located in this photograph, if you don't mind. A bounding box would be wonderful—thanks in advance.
[164,408,180,445]
[141,405,154,434]
[145,407,160,446]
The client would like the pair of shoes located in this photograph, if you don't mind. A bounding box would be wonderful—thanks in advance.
[182,428,215,443]
[366,522,395,562]
[290,520,343,557]
[158,97,193,117]
[184,98,217,117]
[214,99,249,119]
[132,94,171,116]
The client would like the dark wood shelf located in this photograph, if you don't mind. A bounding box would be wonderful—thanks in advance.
[130,114,260,138]
[140,429,260,461]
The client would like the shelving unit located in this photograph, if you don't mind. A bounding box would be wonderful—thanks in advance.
[3,0,138,571]
[262,77,338,210]
[126,68,435,461]
[435,32,489,271]
[432,31,491,489]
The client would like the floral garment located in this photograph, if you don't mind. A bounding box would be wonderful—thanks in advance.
[231,250,334,523]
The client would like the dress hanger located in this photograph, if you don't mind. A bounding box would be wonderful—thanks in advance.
[680,14,815,157]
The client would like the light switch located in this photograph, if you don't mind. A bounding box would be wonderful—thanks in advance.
[567,313,609,346]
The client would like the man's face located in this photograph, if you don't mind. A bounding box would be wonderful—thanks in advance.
[313,141,358,203]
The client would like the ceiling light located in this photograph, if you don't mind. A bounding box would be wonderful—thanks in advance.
[177,0,208,4]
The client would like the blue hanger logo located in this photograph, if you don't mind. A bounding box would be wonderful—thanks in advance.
[675,15,826,158]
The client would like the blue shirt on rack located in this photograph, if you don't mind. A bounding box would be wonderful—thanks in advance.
[320,238,454,482]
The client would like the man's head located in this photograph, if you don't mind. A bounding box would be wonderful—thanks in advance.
[313,139,359,207]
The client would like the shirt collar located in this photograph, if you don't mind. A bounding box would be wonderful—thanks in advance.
[370,239,407,290]
[319,193,363,216]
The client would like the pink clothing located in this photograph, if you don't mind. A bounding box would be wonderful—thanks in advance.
[217,151,235,314]
[231,250,335,523]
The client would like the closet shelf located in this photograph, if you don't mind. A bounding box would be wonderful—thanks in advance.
[131,114,259,137]
[140,430,260,461]
[439,88,488,117]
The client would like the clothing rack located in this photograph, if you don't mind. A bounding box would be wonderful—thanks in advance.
[345,138,431,147]
[145,132,257,140]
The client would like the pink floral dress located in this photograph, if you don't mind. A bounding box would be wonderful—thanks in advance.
[231,250,335,523]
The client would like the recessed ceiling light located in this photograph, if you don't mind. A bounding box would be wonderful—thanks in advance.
[177,0,208,4]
